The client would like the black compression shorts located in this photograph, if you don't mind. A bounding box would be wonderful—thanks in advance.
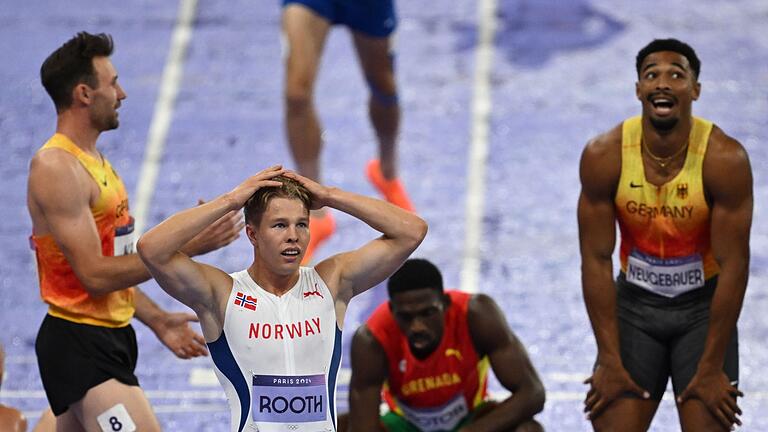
[35,314,139,416]
[610,274,738,401]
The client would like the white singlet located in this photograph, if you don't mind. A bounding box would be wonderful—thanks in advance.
[208,267,342,432]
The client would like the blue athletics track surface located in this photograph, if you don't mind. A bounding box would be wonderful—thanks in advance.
[1,0,767,430]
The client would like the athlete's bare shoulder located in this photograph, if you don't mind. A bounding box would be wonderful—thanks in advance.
[706,125,751,166]
[703,125,752,199]
[28,146,94,234]
[29,145,93,194]
[580,123,623,196]
[582,123,622,162]
[30,145,78,175]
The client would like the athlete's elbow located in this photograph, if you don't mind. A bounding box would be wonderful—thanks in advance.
[404,217,428,249]
[518,377,546,416]
[136,235,152,261]
[78,273,116,297]
[530,381,546,415]
[136,234,167,266]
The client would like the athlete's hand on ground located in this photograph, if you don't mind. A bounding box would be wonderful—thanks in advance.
[153,312,208,359]
[282,171,332,210]
[584,363,650,420]
[182,199,244,256]
[228,165,286,209]
[677,369,743,429]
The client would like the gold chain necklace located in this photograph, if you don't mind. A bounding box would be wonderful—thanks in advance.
[642,140,689,168]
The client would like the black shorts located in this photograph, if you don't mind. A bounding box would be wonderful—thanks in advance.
[35,314,140,416]
[612,274,738,401]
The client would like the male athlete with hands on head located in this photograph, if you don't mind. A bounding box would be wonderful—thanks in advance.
[137,165,428,432]
[28,31,242,432]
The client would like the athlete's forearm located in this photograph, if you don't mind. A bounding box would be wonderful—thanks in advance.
[133,287,167,328]
[76,253,152,296]
[462,383,545,432]
[698,268,748,371]
[347,407,386,432]
[347,386,387,432]
[324,187,426,244]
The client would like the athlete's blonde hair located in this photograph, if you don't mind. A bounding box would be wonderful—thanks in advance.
[243,176,311,226]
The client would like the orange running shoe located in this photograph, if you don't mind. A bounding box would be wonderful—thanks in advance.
[302,212,336,264]
[365,159,415,212]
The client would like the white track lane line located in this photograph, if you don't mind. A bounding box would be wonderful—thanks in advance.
[132,0,198,235]
[460,0,497,293]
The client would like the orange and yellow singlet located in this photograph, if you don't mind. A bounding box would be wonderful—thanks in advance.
[31,133,135,327]
[615,116,719,297]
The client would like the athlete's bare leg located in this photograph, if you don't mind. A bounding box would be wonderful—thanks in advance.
[590,398,659,432]
[678,399,732,432]
[53,410,83,432]
[352,31,399,180]
[282,4,332,185]
[61,379,160,432]
[32,407,55,432]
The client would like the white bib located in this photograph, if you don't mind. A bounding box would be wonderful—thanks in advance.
[398,394,469,432]
[113,217,135,256]
[626,249,704,297]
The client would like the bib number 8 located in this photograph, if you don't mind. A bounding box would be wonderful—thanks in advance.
[109,416,123,431]
[96,404,136,432]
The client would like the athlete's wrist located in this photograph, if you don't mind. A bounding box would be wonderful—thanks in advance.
[696,360,725,375]
[596,353,623,368]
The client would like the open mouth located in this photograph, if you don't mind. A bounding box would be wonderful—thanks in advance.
[281,248,301,259]
[410,335,432,348]
[650,95,675,115]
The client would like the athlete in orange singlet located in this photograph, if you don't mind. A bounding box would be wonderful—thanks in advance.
[28,32,242,431]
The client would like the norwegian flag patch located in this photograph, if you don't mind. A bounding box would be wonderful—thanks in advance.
[234,291,257,311]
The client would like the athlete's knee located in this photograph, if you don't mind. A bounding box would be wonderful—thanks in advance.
[679,401,733,432]
[515,419,544,432]
[367,77,398,107]
[285,84,314,113]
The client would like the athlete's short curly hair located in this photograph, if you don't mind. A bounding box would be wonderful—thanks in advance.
[41,31,114,112]
[387,258,444,297]
[636,38,700,79]
[243,176,311,226]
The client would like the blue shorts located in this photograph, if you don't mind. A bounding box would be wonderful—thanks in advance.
[283,0,397,38]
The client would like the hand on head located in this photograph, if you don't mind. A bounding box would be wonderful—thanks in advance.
[229,165,287,208]
[282,171,330,210]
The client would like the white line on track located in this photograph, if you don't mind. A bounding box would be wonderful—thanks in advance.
[460,0,497,293]
[132,0,198,235]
